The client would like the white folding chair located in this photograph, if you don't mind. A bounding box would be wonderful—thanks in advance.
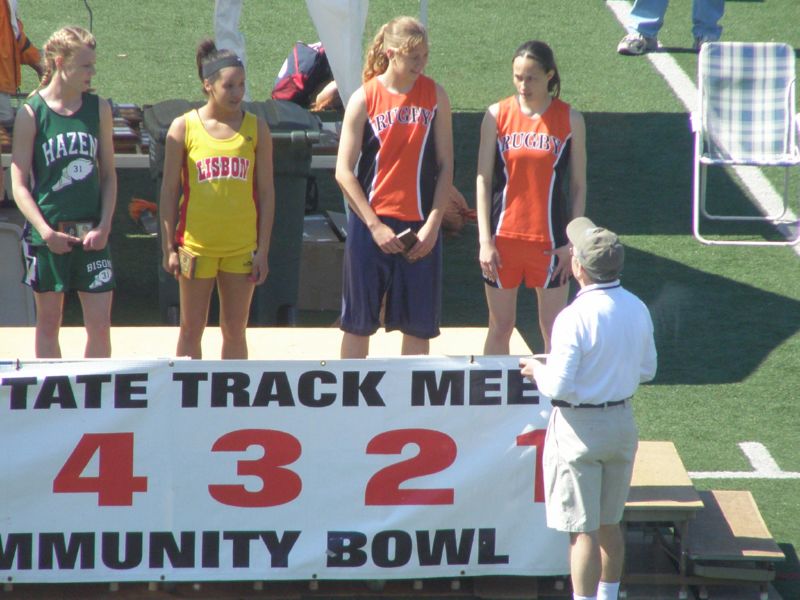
[691,42,800,246]
[0,222,35,325]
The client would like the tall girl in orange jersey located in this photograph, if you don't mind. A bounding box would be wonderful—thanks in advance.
[160,39,275,359]
[476,41,586,354]
[335,16,454,359]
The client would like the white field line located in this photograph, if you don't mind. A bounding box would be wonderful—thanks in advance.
[607,1,800,254]
[688,442,800,479]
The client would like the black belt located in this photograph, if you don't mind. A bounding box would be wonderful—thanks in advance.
[551,398,630,409]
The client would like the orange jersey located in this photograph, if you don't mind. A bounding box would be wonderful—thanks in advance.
[357,75,439,221]
[491,96,573,246]
[177,110,258,257]
[0,4,40,95]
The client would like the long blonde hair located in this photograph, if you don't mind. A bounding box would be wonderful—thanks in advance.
[33,26,96,95]
[362,16,427,82]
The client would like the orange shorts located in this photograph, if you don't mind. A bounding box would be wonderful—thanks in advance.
[489,237,558,289]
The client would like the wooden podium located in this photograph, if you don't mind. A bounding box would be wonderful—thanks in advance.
[0,329,785,599]
[0,326,532,361]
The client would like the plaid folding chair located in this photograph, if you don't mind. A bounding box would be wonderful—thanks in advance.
[691,42,800,245]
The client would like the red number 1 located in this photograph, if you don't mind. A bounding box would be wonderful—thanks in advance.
[516,429,546,503]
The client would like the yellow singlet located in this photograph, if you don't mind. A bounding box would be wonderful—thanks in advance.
[176,109,258,257]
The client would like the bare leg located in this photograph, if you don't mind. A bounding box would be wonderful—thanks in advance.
[34,291,64,358]
[483,284,518,354]
[535,285,569,353]
[401,334,429,355]
[598,523,625,583]
[177,277,215,359]
[570,531,601,598]
[78,290,113,358]
[216,271,255,359]
[341,332,369,359]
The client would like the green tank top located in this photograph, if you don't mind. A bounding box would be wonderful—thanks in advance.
[26,92,102,245]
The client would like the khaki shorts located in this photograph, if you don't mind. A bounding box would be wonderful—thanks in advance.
[543,403,638,533]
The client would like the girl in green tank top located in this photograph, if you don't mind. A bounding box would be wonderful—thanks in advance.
[10,26,117,359]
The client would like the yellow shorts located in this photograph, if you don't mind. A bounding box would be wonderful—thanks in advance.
[193,251,253,279]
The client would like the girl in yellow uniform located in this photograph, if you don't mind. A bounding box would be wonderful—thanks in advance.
[160,39,274,359]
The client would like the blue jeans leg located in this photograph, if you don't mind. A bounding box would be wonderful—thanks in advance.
[626,0,669,38]
[691,0,724,40]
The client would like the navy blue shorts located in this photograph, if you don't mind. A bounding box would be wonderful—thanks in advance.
[340,213,441,339]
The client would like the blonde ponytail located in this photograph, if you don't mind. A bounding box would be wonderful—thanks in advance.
[362,16,427,83]
[362,23,390,82]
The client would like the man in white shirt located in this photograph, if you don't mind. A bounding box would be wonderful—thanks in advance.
[521,217,657,600]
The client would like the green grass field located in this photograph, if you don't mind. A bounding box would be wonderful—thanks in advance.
[14,1,800,596]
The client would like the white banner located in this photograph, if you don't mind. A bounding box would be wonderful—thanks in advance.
[0,356,568,583]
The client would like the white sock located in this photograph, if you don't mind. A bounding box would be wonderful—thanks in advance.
[597,580,620,600]
[573,595,597,600]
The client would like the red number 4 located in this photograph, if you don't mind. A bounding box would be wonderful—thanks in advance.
[53,433,148,506]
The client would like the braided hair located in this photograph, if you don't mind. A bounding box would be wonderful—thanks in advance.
[32,26,96,96]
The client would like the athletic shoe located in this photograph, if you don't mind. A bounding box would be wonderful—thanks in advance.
[693,36,717,51]
[617,33,659,55]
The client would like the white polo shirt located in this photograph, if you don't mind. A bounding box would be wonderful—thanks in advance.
[534,280,657,405]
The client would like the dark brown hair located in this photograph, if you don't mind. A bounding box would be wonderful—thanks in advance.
[513,40,561,98]
[195,38,241,88]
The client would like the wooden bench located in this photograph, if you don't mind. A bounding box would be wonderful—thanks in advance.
[626,441,705,522]
[623,450,785,600]
[686,490,784,599]
[623,441,704,599]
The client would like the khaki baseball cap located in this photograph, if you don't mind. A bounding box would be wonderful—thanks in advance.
[566,217,624,282]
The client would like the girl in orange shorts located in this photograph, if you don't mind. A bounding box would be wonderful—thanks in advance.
[476,40,586,354]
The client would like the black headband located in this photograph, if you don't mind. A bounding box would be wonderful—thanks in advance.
[202,55,244,79]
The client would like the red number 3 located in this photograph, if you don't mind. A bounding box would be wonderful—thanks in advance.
[208,429,302,507]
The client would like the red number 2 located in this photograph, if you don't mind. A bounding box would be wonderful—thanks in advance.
[516,429,546,503]
[365,428,456,505]
[208,429,302,507]
[52,433,147,506]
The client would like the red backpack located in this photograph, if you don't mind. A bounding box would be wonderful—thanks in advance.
[271,42,333,108]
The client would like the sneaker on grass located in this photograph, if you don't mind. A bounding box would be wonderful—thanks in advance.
[617,33,659,55]
[693,36,718,51]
